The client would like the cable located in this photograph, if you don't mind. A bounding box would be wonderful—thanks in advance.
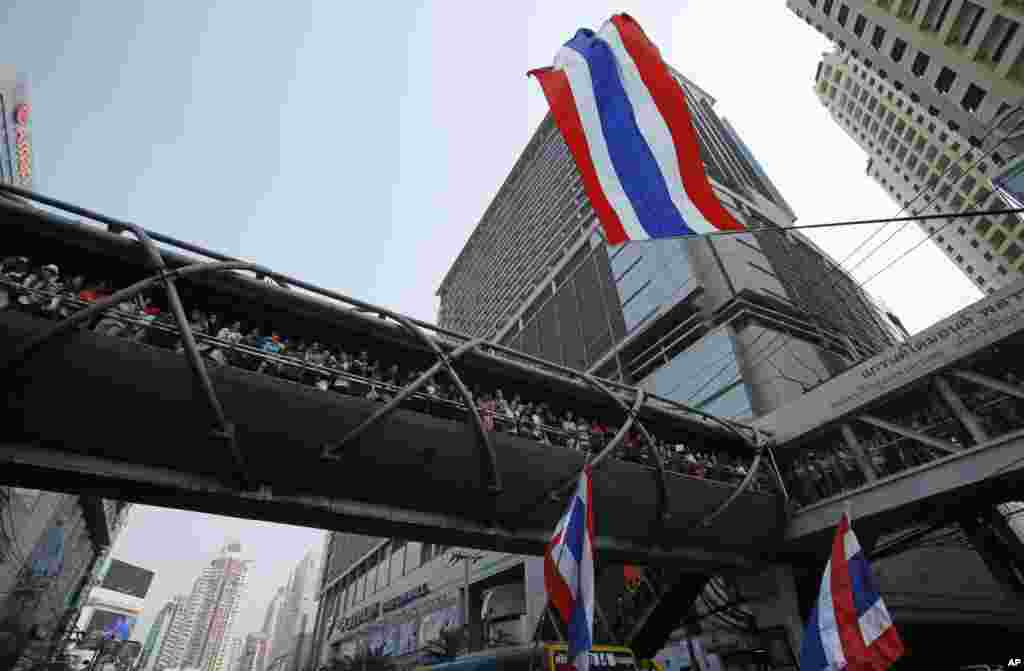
[732,119,1018,393]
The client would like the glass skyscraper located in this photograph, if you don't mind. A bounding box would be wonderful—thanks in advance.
[439,70,900,420]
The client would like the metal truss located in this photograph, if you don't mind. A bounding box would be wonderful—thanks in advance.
[0,184,776,539]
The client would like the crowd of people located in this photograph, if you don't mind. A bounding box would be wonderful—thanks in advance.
[0,256,768,489]
[784,369,1024,507]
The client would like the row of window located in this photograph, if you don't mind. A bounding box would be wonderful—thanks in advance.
[798,0,1024,148]
[825,62,1022,293]
[326,541,448,621]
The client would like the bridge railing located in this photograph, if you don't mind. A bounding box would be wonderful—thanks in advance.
[0,273,777,495]
[776,352,1024,509]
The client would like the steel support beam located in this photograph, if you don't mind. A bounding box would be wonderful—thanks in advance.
[855,414,959,454]
[840,423,878,482]
[951,369,1024,401]
[0,443,765,569]
[934,375,990,445]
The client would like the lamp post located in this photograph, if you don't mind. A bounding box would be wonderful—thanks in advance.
[446,551,484,652]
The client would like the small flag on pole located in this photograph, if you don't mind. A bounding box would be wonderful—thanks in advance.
[529,13,744,245]
[544,467,595,671]
[800,513,905,671]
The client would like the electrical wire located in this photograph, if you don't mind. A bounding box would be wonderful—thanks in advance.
[725,98,1024,390]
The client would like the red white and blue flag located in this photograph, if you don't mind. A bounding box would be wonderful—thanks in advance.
[544,467,595,671]
[800,513,905,671]
[529,14,744,246]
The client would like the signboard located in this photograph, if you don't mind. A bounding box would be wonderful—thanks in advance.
[755,278,1024,443]
[337,603,380,633]
[12,102,30,183]
[382,583,428,614]
[85,609,137,641]
[101,559,155,598]
[554,650,637,671]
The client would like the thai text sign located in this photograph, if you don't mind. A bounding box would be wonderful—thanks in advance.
[755,278,1024,443]
[13,103,31,181]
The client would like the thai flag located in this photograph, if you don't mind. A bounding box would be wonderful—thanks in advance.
[529,14,744,246]
[800,514,905,671]
[545,467,595,671]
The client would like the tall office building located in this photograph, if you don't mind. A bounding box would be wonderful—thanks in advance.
[140,600,180,671]
[238,633,269,671]
[266,550,320,671]
[438,71,900,419]
[182,541,249,671]
[258,586,285,671]
[0,66,32,188]
[150,594,192,671]
[815,47,1024,291]
[787,0,1024,159]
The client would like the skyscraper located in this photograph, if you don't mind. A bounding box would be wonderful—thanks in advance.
[267,550,320,671]
[438,70,900,419]
[140,600,179,671]
[814,47,1024,292]
[787,0,1024,159]
[150,594,192,671]
[238,633,269,671]
[258,586,285,671]
[182,541,249,671]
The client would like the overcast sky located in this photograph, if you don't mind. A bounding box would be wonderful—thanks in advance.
[3,0,984,642]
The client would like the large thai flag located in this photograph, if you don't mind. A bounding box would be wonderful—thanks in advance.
[544,467,595,671]
[529,14,744,246]
[800,513,905,671]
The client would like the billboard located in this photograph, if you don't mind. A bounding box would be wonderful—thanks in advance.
[101,559,155,599]
[754,278,1024,443]
[85,609,137,642]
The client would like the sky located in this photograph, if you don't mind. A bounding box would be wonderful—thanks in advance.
[1,0,986,643]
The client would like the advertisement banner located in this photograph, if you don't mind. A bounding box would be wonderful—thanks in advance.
[418,605,460,647]
[755,279,1024,443]
[398,619,420,656]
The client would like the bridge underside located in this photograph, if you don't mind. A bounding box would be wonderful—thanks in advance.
[0,311,781,568]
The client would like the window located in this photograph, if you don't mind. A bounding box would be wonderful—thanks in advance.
[984,252,994,261]
[871,25,887,50]
[853,14,867,37]
[948,2,985,48]
[956,254,965,263]
[823,0,834,14]
[966,265,974,273]
[961,83,987,113]
[960,175,977,194]
[991,229,1008,248]
[912,51,931,77]
[978,15,1021,65]
[1007,242,1023,263]
[998,265,1008,275]
[935,66,957,93]
[838,4,850,26]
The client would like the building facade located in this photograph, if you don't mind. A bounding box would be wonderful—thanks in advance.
[815,47,1024,291]
[149,594,192,671]
[0,490,129,671]
[266,550,319,671]
[439,71,900,421]
[788,0,1024,159]
[181,541,249,671]
[0,66,32,188]
[140,600,179,671]
[238,633,269,671]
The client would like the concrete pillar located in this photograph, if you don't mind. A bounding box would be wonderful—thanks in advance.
[735,566,806,662]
